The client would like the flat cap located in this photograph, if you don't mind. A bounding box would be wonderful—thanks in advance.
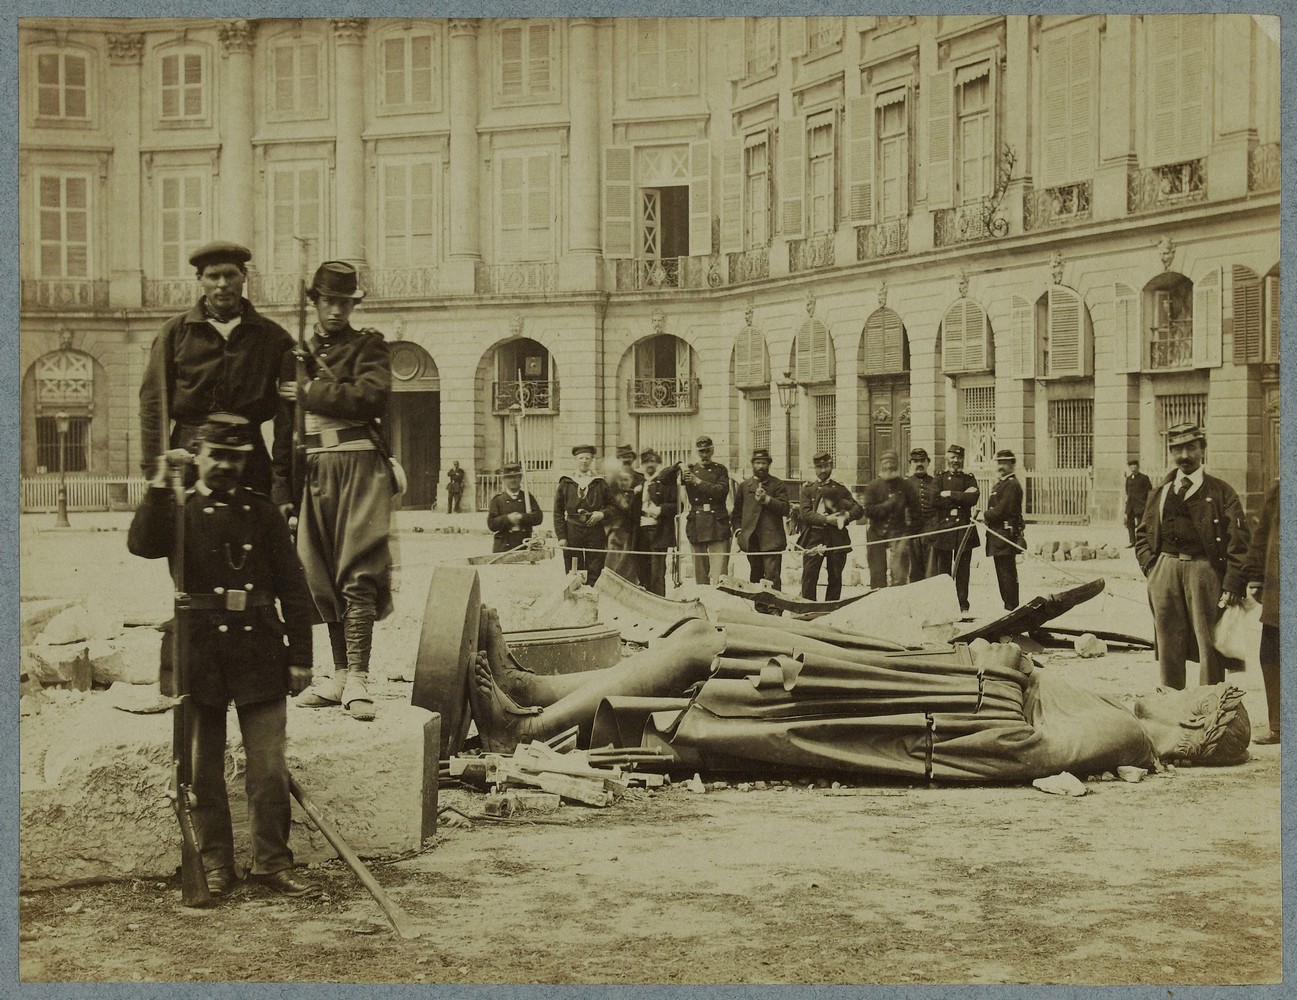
[1166,422,1206,447]
[571,444,596,456]
[196,412,255,452]
[616,443,637,460]
[190,241,252,271]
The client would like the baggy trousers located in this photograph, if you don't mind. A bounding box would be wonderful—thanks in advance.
[1147,554,1224,689]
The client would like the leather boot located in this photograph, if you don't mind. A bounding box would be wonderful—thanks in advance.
[342,605,376,721]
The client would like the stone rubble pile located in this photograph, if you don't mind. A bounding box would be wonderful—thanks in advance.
[1031,540,1124,561]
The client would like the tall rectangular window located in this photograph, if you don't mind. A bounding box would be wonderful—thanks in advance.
[812,390,837,457]
[381,31,435,109]
[36,50,89,120]
[807,112,835,235]
[749,393,772,454]
[158,171,208,278]
[746,17,778,77]
[381,160,436,268]
[1147,14,1208,167]
[1041,22,1095,186]
[497,152,553,262]
[269,164,324,271]
[498,22,555,102]
[630,18,696,97]
[36,415,90,474]
[744,135,770,247]
[956,68,993,204]
[1157,393,1208,455]
[1048,398,1094,469]
[160,49,205,120]
[877,91,908,220]
[959,384,996,467]
[37,174,90,278]
[271,40,323,116]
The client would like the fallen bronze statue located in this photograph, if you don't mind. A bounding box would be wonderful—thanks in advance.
[462,607,1249,784]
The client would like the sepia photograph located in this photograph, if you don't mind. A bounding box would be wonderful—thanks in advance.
[14,10,1285,987]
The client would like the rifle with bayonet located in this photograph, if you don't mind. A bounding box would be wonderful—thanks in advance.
[158,362,211,908]
[289,273,309,528]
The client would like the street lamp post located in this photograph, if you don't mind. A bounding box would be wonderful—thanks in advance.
[54,411,71,528]
[775,371,800,480]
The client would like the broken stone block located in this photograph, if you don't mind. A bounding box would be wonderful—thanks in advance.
[89,633,160,687]
[23,643,93,690]
[1032,772,1088,796]
[1117,766,1147,783]
[36,605,95,646]
[1074,633,1107,658]
[841,567,861,588]
[22,696,438,889]
[21,599,78,648]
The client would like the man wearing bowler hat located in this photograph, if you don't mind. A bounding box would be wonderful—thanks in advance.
[1135,422,1249,689]
[487,462,543,552]
[127,414,319,898]
[732,448,791,596]
[797,451,863,601]
[984,448,1025,612]
[139,241,295,499]
[905,447,939,582]
[682,435,733,585]
[930,444,980,613]
[554,444,615,585]
[283,262,393,723]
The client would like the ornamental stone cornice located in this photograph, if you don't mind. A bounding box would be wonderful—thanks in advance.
[449,19,480,38]
[107,33,144,66]
[332,19,366,44]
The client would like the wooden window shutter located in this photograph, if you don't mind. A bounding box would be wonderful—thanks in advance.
[726,19,745,81]
[1041,31,1070,184]
[689,139,712,257]
[941,301,966,373]
[1265,273,1280,362]
[1047,287,1083,377]
[1010,295,1034,379]
[526,154,552,261]
[963,299,988,372]
[664,18,693,92]
[410,161,436,263]
[926,71,953,209]
[632,19,660,95]
[528,23,553,95]
[734,327,755,387]
[796,319,833,384]
[1148,17,1182,167]
[1192,268,1222,368]
[382,163,408,268]
[847,94,874,225]
[1231,265,1263,364]
[675,336,692,381]
[862,311,885,374]
[1113,283,1141,373]
[498,155,526,262]
[883,309,904,372]
[1068,24,1094,183]
[780,117,805,238]
[1178,15,1207,161]
[159,176,181,276]
[271,166,297,269]
[602,146,634,259]
[719,137,744,255]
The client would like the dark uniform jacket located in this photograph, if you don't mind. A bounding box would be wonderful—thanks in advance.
[1243,481,1280,628]
[1124,471,1153,520]
[1134,471,1249,594]
[984,473,1025,557]
[797,478,862,549]
[554,474,616,546]
[608,470,646,534]
[487,490,543,550]
[861,476,913,540]
[907,472,939,532]
[127,484,315,708]
[930,470,981,551]
[683,461,732,545]
[733,475,791,553]
[447,466,466,494]
[140,299,295,498]
[639,466,681,550]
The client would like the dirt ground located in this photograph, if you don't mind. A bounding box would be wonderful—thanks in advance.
[17,513,1284,986]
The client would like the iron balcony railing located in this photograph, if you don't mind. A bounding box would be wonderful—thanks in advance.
[933,199,1009,247]
[726,246,770,283]
[141,278,200,309]
[492,379,559,413]
[613,256,723,291]
[362,266,440,298]
[1149,319,1194,369]
[21,279,109,311]
[627,376,700,413]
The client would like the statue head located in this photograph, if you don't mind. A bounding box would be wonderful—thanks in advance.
[1131,684,1251,766]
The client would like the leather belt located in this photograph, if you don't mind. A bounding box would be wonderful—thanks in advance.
[179,591,275,612]
[1161,552,1203,562]
[304,426,371,449]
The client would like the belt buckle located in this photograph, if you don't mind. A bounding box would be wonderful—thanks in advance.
[1178,553,1192,561]
[225,590,248,612]
[702,504,711,512]
[320,429,339,449]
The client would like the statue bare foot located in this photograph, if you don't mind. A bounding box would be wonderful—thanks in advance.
[467,650,543,754]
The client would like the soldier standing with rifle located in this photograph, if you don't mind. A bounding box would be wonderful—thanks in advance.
[128,414,318,900]
[682,435,733,585]
[930,443,981,614]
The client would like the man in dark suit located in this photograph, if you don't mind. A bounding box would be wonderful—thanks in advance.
[633,449,680,597]
[930,443,981,614]
[905,447,939,582]
[797,451,863,601]
[984,448,1025,612]
[1135,422,1249,689]
[1123,459,1153,547]
[605,444,645,583]
[127,414,318,898]
[861,450,913,587]
[682,435,733,585]
[486,461,543,552]
[733,448,791,591]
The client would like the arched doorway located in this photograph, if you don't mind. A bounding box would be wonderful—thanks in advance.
[387,341,440,509]
[474,336,561,506]
[857,306,910,486]
[23,346,106,475]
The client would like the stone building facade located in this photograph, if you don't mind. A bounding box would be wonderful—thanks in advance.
[18,15,1281,515]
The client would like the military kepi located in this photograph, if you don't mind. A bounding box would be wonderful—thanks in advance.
[198,412,255,452]
[812,451,832,464]
[616,443,637,460]
[946,444,966,458]
[1166,421,1206,447]
[909,447,930,461]
[994,448,1016,462]
[189,240,252,272]
[640,448,661,464]
[695,435,713,448]
[502,461,522,476]
[752,448,772,462]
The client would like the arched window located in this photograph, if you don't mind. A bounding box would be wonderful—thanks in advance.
[630,334,695,410]
[733,323,770,389]
[940,298,991,374]
[1014,286,1092,379]
[793,317,834,384]
[859,307,908,376]
[33,348,95,473]
[493,338,556,412]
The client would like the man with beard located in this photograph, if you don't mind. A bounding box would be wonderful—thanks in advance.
[905,448,939,581]
[633,449,680,596]
[604,444,645,583]
[732,448,791,593]
[1135,423,1249,689]
[861,450,913,587]
[554,445,614,585]
[984,448,1025,612]
[127,414,318,898]
[797,451,863,601]
[930,444,980,614]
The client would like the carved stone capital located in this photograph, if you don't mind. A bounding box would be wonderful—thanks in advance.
[218,20,257,57]
[449,19,480,39]
[332,19,366,44]
[107,33,144,66]
[1050,250,1064,286]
